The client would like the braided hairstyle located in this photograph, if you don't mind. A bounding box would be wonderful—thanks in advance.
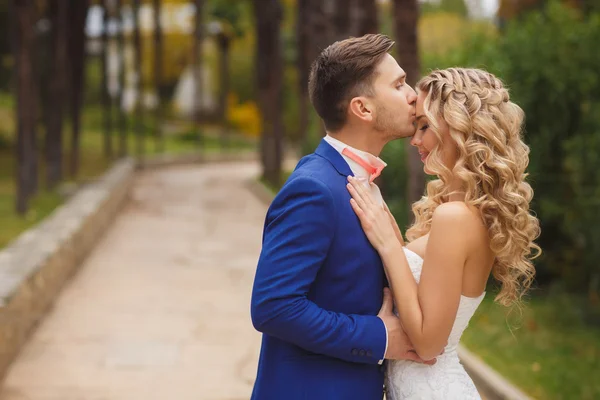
[406,68,541,306]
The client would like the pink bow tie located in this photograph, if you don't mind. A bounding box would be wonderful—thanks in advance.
[342,148,386,183]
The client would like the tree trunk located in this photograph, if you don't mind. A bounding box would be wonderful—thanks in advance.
[393,0,425,217]
[217,32,230,149]
[296,0,310,151]
[306,0,332,75]
[11,0,38,214]
[45,0,68,189]
[296,0,378,154]
[307,0,332,140]
[253,0,284,187]
[355,0,379,35]
[332,0,352,41]
[217,33,230,123]
[67,0,88,179]
[191,0,204,148]
[132,0,144,158]
[116,0,127,157]
[101,0,113,159]
[153,0,164,153]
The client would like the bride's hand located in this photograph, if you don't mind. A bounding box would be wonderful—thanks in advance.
[346,176,399,253]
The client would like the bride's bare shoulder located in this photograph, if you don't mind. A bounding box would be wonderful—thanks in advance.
[431,202,489,250]
[432,202,480,224]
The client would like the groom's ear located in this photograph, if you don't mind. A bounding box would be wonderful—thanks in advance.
[348,96,374,123]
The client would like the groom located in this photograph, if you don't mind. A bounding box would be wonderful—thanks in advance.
[251,34,424,400]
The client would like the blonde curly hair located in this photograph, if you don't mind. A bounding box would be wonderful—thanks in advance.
[406,68,541,306]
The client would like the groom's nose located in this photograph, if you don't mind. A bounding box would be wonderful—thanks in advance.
[407,85,417,105]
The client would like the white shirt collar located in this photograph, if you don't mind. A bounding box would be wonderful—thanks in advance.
[323,135,387,179]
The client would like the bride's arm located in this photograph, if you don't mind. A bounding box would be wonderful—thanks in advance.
[379,204,469,360]
[347,177,470,360]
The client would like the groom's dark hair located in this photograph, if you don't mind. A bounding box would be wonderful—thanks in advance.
[308,33,395,132]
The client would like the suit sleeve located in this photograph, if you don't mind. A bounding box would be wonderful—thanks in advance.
[250,176,386,364]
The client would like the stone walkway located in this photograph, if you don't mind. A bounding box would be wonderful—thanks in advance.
[0,162,265,400]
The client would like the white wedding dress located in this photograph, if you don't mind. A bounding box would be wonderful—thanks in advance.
[385,248,486,400]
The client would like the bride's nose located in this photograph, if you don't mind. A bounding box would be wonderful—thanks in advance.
[410,132,422,147]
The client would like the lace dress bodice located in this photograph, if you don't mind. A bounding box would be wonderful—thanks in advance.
[385,247,485,400]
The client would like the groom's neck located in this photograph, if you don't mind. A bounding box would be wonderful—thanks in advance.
[328,129,386,157]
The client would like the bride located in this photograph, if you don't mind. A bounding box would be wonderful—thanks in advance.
[346,67,541,400]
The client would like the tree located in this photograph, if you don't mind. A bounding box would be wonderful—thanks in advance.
[253,0,284,187]
[0,3,11,90]
[210,0,246,121]
[296,0,311,151]
[295,0,379,153]
[67,0,89,179]
[44,0,69,189]
[101,0,113,159]
[116,0,127,157]
[354,0,378,35]
[393,0,425,215]
[153,0,164,152]
[296,0,332,151]
[11,0,38,214]
[216,30,230,124]
[331,0,379,46]
[332,0,352,41]
[191,0,204,147]
[306,0,332,64]
[209,0,248,148]
[133,0,144,158]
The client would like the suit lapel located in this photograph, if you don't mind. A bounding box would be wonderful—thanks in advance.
[314,139,354,178]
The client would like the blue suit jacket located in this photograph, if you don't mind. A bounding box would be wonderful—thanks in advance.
[250,139,388,400]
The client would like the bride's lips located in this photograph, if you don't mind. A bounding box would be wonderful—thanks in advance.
[419,152,429,162]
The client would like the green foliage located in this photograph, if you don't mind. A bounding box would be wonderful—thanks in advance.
[207,0,255,104]
[421,0,469,17]
[497,4,600,296]
[228,29,255,103]
[208,0,249,37]
[419,2,600,304]
[381,139,410,228]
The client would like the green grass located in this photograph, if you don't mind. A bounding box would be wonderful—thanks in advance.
[0,143,110,249]
[0,182,63,249]
[462,290,600,400]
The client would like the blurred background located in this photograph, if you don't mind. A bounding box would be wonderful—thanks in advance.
[1,0,599,398]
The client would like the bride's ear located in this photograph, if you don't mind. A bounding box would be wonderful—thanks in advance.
[349,97,374,123]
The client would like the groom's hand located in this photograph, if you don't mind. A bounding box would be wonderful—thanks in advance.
[378,288,436,365]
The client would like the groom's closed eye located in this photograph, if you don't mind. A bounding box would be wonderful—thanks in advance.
[392,73,406,87]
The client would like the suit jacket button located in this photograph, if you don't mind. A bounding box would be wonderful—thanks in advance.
[359,349,366,356]
[351,349,358,356]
